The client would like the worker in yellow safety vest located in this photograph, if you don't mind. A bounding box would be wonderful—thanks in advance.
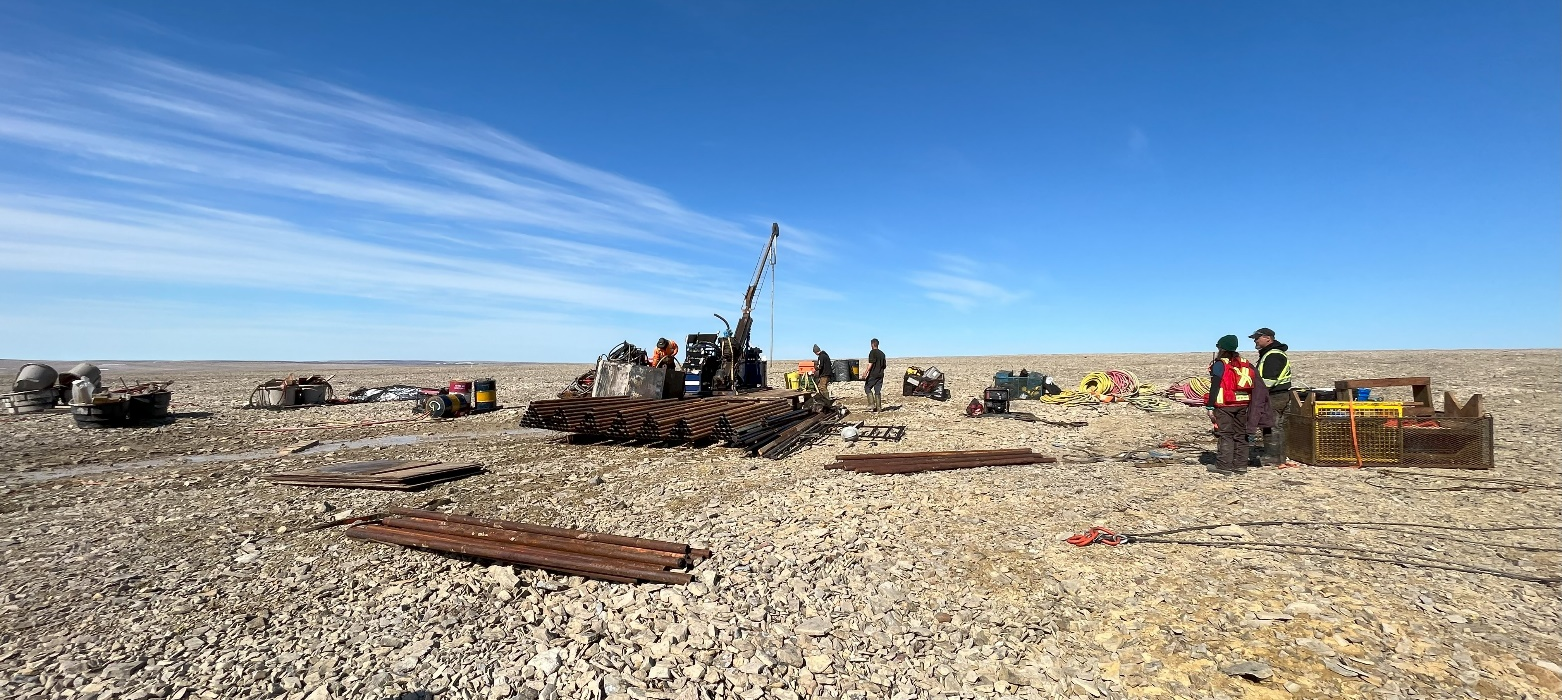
[1250,327,1293,466]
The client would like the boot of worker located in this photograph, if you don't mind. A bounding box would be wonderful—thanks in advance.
[1263,424,1289,466]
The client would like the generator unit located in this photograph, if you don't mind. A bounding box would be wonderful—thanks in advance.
[983,386,1011,414]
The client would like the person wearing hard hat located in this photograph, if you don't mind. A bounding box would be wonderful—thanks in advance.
[1204,334,1272,476]
[1249,327,1294,466]
[648,337,679,369]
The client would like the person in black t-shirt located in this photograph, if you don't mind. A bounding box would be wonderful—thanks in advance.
[862,338,887,412]
[812,344,833,403]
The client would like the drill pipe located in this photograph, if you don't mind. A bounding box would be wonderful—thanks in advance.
[722,405,803,441]
[829,453,1047,468]
[386,508,697,555]
[756,413,830,457]
[835,448,1034,461]
[827,456,1043,470]
[385,516,690,568]
[733,407,812,434]
[345,524,677,584]
[728,408,814,442]
[832,454,1056,474]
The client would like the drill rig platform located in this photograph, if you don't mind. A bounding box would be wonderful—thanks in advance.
[682,223,780,397]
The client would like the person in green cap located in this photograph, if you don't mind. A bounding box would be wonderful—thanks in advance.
[1203,335,1272,475]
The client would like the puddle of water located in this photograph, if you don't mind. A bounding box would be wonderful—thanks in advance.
[8,427,552,484]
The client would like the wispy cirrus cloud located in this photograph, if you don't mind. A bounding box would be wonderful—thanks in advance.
[0,44,784,333]
[1122,125,1156,169]
[911,254,1024,311]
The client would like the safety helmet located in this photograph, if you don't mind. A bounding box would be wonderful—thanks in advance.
[656,338,669,349]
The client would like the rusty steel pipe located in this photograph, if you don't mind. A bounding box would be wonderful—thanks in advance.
[833,455,1047,469]
[386,517,690,568]
[757,414,828,458]
[830,451,1049,467]
[347,524,691,584]
[836,449,1034,461]
[840,455,1056,474]
[387,508,694,555]
[836,454,1051,469]
[351,525,649,584]
[346,525,642,584]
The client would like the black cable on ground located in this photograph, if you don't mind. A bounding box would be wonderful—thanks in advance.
[1130,520,1560,538]
[1129,537,1561,586]
[1347,527,1562,552]
[1101,520,1562,585]
[1364,469,1561,493]
[1130,521,1562,552]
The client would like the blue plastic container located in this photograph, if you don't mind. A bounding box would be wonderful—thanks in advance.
[1354,388,1371,401]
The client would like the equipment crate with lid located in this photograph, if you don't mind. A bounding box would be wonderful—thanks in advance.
[993,371,1058,400]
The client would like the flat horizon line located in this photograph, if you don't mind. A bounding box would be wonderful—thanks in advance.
[3,347,1558,367]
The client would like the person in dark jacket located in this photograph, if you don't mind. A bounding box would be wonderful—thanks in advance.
[1204,334,1272,475]
[1249,327,1293,465]
[862,338,887,412]
[812,344,833,405]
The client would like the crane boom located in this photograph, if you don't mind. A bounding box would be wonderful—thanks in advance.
[731,222,778,351]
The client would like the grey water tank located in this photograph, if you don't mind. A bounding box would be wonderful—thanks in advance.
[14,363,58,392]
[67,363,102,386]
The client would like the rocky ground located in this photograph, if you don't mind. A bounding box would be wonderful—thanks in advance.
[1,350,1559,700]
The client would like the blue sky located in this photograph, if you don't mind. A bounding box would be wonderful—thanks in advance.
[1,2,1557,361]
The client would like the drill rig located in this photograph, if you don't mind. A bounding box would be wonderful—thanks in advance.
[681,223,779,396]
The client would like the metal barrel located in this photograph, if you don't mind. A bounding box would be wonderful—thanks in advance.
[14,363,58,392]
[423,393,469,418]
[71,399,130,428]
[67,363,101,385]
[473,378,497,411]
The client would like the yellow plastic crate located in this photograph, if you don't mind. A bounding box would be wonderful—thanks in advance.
[1312,401,1403,417]
[1311,403,1403,464]
[784,372,816,392]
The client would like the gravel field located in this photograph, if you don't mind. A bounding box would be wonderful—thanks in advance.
[2,349,1559,700]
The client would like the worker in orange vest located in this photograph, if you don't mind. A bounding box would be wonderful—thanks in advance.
[1203,334,1272,475]
[648,338,679,369]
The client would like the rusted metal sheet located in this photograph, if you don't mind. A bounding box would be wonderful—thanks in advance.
[349,508,709,584]
[386,508,695,559]
[266,460,483,490]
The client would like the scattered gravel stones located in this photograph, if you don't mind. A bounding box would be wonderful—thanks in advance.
[795,617,832,636]
[0,352,1557,699]
[1221,660,1274,681]
[488,564,521,589]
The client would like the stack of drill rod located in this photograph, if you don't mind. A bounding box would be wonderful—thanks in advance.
[726,407,842,458]
[345,508,708,584]
[825,449,1056,475]
[520,394,799,442]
